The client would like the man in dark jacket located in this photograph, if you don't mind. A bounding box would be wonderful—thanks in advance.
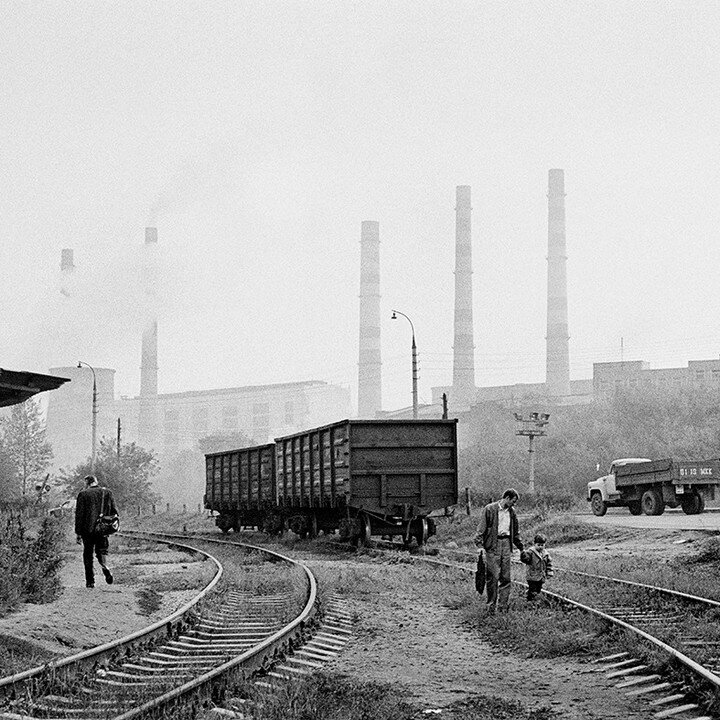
[473,488,524,611]
[75,475,117,588]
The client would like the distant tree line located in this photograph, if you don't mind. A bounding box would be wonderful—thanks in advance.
[460,383,720,507]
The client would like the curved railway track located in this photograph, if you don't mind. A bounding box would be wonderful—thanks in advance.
[0,531,354,720]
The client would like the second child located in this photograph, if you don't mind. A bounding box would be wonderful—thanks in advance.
[520,533,553,601]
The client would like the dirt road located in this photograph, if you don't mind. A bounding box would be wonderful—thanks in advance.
[580,507,720,531]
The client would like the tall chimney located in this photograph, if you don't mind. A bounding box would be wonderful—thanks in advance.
[61,248,75,273]
[357,221,382,418]
[60,249,74,297]
[546,169,571,398]
[139,227,159,447]
[452,185,476,409]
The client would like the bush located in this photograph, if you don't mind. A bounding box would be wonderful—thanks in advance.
[0,512,65,614]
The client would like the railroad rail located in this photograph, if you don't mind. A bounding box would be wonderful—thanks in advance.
[0,531,326,720]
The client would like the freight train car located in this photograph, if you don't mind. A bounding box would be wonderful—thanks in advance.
[204,443,277,533]
[204,418,458,545]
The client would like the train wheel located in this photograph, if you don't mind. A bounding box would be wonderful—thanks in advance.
[308,513,318,539]
[414,518,429,546]
[216,515,233,534]
[641,489,665,516]
[353,513,372,547]
[628,501,642,516]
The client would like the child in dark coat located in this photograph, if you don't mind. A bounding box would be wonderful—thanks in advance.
[520,533,554,600]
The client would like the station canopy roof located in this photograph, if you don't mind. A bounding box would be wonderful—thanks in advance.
[0,368,70,407]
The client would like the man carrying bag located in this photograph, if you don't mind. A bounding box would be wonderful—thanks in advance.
[75,475,119,588]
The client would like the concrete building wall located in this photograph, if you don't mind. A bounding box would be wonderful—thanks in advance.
[46,376,350,490]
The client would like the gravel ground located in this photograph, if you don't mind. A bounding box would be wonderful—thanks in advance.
[1,514,713,718]
[292,549,650,720]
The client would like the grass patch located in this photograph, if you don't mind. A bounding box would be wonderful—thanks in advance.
[687,534,720,564]
[0,634,59,675]
[236,673,418,720]
[522,513,610,545]
[440,694,557,720]
[135,587,162,616]
[432,510,625,552]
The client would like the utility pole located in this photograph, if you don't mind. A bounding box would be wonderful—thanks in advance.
[391,310,419,419]
[117,418,121,461]
[514,412,550,493]
[77,361,97,472]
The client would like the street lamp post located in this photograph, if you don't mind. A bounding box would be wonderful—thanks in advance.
[77,361,98,472]
[391,310,418,419]
[514,412,550,493]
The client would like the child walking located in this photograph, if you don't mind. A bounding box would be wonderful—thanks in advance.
[520,533,554,601]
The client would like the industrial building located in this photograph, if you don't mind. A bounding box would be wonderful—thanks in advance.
[44,228,350,504]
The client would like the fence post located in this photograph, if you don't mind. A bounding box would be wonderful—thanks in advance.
[152,504,156,515]
[465,487,471,515]
[166,503,170,513]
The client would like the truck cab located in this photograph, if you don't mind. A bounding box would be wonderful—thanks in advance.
[587,458,651,516]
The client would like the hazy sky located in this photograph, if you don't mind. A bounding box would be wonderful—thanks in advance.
[3,1,720,412]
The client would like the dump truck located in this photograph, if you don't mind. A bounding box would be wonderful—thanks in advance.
[587,457,720,516]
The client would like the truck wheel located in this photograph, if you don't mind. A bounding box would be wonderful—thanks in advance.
[641,489,665,516]
[628,501,642,516]
[681,494,703,515]
[590,493,607,517]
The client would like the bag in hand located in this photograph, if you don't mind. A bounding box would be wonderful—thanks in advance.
[475,553,486,595]
[94,488,120,536]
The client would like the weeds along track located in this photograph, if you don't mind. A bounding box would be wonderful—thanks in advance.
[0,531,319,720]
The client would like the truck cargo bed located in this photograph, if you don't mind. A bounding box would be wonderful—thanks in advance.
[615,458,720,487]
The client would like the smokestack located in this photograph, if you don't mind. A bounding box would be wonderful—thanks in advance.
[145,227,158,245]
[60,249,74,298]
[60,248,75,273]
[140,320,158,396]
[546,169,571,398]
[139,227,159,447]
[357,221,381,418]
[452,185,476,409]
[140,226,159,398]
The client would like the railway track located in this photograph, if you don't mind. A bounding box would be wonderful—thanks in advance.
[391,543,720,719]
[0,531,354,720]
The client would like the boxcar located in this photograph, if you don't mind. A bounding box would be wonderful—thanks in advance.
[274,418,458,544]
[204,443,277,533]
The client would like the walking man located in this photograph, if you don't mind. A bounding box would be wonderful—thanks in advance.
[75,475,117,588]
[473,488,524,611]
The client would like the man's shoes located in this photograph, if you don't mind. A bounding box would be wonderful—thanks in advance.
[102,567,114,585]
[86,583,94,588]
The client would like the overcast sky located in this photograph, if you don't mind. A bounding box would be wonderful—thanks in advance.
[3,1,720,412]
